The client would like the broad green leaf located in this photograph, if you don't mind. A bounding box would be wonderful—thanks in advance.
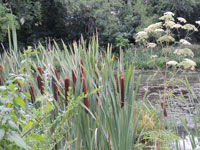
[8,120,19,131]
[14,97,25,109]
[32,134,45,141]
[7,131,29,149]
[8,83,15,92]
[0,129,5,141]
[24,92,31,99]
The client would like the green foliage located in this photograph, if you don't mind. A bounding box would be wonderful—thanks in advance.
[0,0,200,50]
[0,4,18,42]
[134,11,199,70]
[0,33,180,149]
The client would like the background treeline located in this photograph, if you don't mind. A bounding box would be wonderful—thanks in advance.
[0,0,200,52]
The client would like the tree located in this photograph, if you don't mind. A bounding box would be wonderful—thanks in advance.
[0,4,17,42]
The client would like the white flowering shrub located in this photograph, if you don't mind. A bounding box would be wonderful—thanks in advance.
[135,11,200,70]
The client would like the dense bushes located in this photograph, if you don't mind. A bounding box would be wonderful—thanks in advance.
[0,0,200,51]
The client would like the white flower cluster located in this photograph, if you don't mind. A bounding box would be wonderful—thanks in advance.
[179,39,191,46]
[195,21,200,26]
[174,48,194,58]
[144,22,163,33]
[177,17,187,23]
[182,24,198,31]
[135,31,148,42]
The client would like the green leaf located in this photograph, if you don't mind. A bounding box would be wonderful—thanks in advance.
[18,66,25,73]
[46,103,53,113]
[4,95,14,104]
[14,97,25,109]
[24,92,31,99]
[0,86,7,91]
[32,134,45,141]
[7,131,29,149]
[0,129,5,141]
[8,83,15,92]
[8,120,19,131]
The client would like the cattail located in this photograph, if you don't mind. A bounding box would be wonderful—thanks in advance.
[120,75,125,108]
[116,76,119,93]
[29,82,36,103]
[94,70,100,101]
[0,64,2,74]
[82,77,90,113]
[38,66,43,75]
[72,70,76,92]
[54,67,59,79]
[53,79,58,101]
[80,59,85,78]
[161,101,167,117]
[64,77,70,106]
[17,82,23,92]
[53,67,59,101]
[37,66,44,95]
[37,75,44,95]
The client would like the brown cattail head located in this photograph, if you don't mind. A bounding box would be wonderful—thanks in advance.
[17,82,23,92]
[64,77,70,106]
[82,77,90,113]
[53,79,58,101]
[37,66,44,95]
[29,82,36,103]
[80,59,85,78]
[38,66,43,75]
[0,64,2,74]
[37,75,44,95]
[94,70,100,101]
[120,75,125,108]
[94,70,99,84]
[54,67,59,79]
[116,76,119,93]
[72,70,76,92]
[161,101,167,117]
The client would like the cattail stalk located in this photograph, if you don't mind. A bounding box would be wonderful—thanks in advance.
[53,79,58,101]
[53,68,59,101]
[29,82,36,103]
[161,101,167,117]
[72,70,76,92]
[17,82,23,92]
[80,59,85,78]
[64,77,70,106]
[54,67,59,79]
[37,66,44,95]
[82,77,90,113]
[116,76,119,93]
[94,70,100,101]
[120,75,125,108]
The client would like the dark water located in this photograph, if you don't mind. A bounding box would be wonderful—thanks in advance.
[136,71,200,150]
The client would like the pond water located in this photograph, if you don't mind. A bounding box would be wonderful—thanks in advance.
[136,71,200,150]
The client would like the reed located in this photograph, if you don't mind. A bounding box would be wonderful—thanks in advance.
[29,81,36,103]
[64,77,70,106]
[37,66,44,95]
[82,77,90,113]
